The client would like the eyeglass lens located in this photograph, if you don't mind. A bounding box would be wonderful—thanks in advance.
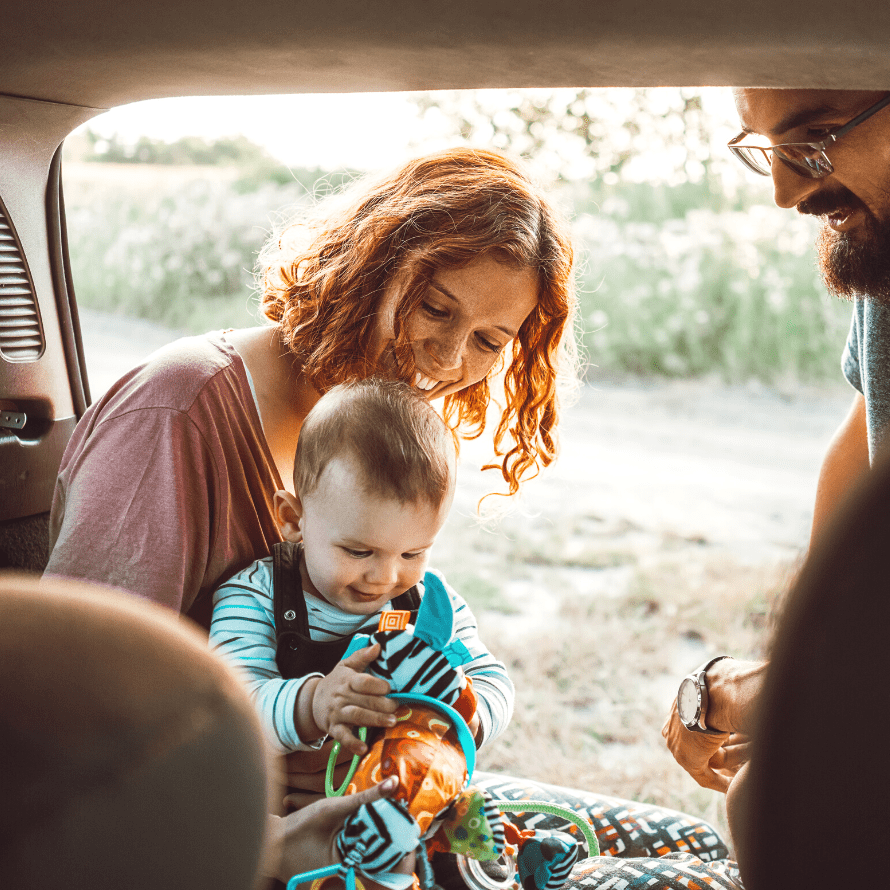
[732,144,831,178]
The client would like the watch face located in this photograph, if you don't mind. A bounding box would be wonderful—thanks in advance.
[677,676,701,725]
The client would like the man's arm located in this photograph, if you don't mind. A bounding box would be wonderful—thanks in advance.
[810,391,870,547]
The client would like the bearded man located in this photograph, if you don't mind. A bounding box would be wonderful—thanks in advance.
[662,87,890,849]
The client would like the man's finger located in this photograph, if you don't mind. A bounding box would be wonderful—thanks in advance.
[710,742,751,771]
[692,767,731,793]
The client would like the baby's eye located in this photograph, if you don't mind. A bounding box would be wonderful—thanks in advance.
[402,550,426,560]
[343,548,372,558]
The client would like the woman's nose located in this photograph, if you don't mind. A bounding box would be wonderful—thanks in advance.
[771,159,823,210]
[427,330,465,371]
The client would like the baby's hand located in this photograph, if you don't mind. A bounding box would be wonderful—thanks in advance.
[312,643,398,756]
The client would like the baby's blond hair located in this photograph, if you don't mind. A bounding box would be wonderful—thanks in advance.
[294,378,455,509]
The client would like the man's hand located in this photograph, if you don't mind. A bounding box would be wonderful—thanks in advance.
[312,643,398,755]
[661,699,733,792]
[662,658,765,793]
[264,775,400,882]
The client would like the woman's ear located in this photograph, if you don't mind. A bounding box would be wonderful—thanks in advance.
[273,490,303,541]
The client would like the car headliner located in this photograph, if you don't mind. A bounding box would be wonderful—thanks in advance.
[3,0,890,110]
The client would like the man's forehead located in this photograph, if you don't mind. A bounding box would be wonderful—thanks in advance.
[733,89,884,136]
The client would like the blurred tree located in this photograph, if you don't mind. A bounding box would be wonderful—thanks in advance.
[77,130,275,166]
[414,88,719,184]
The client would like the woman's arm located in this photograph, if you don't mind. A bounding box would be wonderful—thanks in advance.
[46,408,213,613]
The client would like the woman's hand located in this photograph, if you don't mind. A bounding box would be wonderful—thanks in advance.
[264,775,400,882]
[311,644,398,756]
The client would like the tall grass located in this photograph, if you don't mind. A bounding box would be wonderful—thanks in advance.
[63,164,852,382]
[573,178,851,381]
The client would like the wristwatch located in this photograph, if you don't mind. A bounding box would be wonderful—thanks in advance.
[677,655,732,734]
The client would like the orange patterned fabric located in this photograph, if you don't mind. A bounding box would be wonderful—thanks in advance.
[347,703,468,834]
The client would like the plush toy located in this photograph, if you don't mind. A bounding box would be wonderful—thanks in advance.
[286,574,598,890]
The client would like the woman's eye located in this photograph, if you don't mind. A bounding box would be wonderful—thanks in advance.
[475,333,501,353]
[422,301,449,319]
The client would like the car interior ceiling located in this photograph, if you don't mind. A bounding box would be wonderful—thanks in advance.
[2,0,889,569]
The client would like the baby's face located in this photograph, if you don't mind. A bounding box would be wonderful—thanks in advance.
[298,457,452,615]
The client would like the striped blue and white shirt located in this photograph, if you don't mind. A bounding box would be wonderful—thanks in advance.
[210,557,514,754]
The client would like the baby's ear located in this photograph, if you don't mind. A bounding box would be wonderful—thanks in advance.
[273,490,303,541]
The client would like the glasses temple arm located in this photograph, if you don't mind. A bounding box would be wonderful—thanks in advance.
[832,93,890,139]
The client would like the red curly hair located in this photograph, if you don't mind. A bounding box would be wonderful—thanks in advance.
[260,147,577,497]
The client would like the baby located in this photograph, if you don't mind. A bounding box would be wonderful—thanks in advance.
[209,377,514,792]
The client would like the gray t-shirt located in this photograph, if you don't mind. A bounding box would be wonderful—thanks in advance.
[842,297,890,462]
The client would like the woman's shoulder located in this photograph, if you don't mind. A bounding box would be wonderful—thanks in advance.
[93,331,251,420]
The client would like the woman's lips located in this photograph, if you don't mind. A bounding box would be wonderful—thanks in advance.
[412,371,439,391]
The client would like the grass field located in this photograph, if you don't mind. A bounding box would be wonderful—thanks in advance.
[63,160,852,384]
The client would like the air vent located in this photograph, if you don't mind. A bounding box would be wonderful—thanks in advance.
[0,198,44,362]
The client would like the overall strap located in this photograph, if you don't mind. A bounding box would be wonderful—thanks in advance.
[272,540,354,678]
[272,541,310,641]
[390,584,422,613]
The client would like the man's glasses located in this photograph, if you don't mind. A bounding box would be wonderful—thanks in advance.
[728,93,890,179]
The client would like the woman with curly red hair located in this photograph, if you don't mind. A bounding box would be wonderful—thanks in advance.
[46,146,577,627]
[261,148,576,497]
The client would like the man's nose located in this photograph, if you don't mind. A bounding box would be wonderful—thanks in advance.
[771,158,823,210]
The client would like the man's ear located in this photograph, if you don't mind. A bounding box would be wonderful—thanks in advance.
[273,490,303,542]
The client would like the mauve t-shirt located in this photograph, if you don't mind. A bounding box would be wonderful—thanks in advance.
[46,332,284,631]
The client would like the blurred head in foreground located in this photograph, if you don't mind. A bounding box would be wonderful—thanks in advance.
[737,448,890,887]
[0,574,269,890]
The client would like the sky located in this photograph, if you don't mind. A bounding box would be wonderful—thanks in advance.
[74,92,447,171]
[72,88,743,177]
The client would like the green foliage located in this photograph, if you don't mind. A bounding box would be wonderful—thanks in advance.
[572,179,851,381]
[64,170,309,332]
[76,130,277,166]
[413,88,717,183]
[62,154,851,381]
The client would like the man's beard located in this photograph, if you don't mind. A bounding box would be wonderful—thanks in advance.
[805,186,890,303]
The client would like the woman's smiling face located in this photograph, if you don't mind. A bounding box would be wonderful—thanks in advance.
[371,252,540,400]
